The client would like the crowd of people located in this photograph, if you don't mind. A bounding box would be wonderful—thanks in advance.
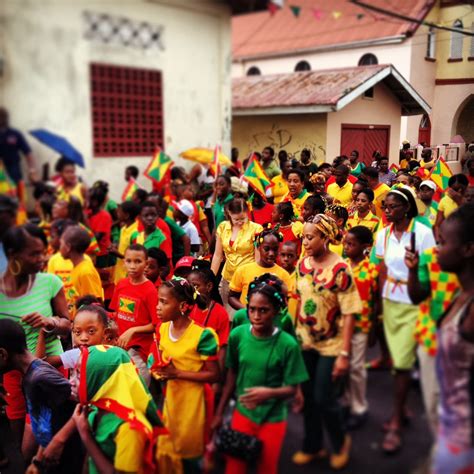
[0,128,473,474]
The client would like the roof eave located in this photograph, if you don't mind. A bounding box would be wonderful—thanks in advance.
[233,104,334,116]
[233,35,407,62]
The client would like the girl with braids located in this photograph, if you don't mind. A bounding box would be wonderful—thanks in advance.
[271,201,303,255]
[154,278,220,473]
[212,274,308,474]
[325,204,349,256]
[228,228,292,311]
[293,214,361,469]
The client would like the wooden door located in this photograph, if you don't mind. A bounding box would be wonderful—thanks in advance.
[341,124,390,166]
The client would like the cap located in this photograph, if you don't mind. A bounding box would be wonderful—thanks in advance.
[175,256,195,269]
[420,180,437,192]
[176,199,194,217]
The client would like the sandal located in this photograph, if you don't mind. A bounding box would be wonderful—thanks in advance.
[381,413,412,432]
[382,429,402,454]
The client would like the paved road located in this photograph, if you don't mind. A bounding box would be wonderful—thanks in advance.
[0,352,433,474]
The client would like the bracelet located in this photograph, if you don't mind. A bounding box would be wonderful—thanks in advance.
[32,456,45,468]
[42,317,59,334]
[339,350,350,358]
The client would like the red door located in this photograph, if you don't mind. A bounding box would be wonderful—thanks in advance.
[341,124,390,166]
[418,115,431,147]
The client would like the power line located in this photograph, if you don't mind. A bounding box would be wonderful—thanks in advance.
[351,0,474,36]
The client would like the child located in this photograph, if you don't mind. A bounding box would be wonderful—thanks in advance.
[55,157,87,205]
[124,164,139,182]
[60,225,103,304]
[145,247,170,287]
[347,179,367,218]
[272,201,303,255]
[228,228,292,310]
[71,345,163,474]
[110,244,158,385]
[187,264,231,372]
[301,194,326,222]
[346,188,380,235]
[435,173,468,233]
[342,226,378,430]
[248,192,275,227]
[131,200,167,251]
[212,275,308,474]
[173,199,201,255]
[154,278,220,472]
[0,319,80,474]
[279,241,299,323]
[87,185,112,267]
[325,204,349,256]
[112,200,141,284]
[213,175,234,228]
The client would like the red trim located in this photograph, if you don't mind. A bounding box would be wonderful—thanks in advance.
[78,347,89,405]
[447,58,463,63]
[468,57,474,62]
[435,78,474,85]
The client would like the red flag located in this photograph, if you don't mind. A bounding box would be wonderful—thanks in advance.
[209,144,221,178]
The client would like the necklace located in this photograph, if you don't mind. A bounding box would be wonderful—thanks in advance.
[0,274,34,298]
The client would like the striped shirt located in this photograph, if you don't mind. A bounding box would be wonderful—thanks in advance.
[0,273,64,356]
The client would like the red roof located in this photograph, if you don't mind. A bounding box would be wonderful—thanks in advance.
[233,0,434,59]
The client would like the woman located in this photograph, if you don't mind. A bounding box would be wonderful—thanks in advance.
[432,204,474,474]
[0,224,71,450]
[211,197,263,315]
[371,188,435,453]
[71,345,164,474]
[349,150,365,178]
[294,214,361,469]
[309,173,333,207]
[283,169,309,219]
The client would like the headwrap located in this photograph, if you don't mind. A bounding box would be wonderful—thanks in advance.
[79,345,166,470]
[309,172,326,185]
[307,213,341,245]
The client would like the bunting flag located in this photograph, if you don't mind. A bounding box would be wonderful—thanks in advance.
[311,8,323,20]
[357,13,365,20]
[290,5,301,17]
[268,0,284,14]
[389,163,400,174]
[242,153,273,199]
[144,148,173,184]
[428,157,452,191]
[0,162,17,197]
[209,144,222,178]
[332,11,342,19]
[122,178,140,202]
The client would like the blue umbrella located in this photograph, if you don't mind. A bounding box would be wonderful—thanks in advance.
[30,129,85,168]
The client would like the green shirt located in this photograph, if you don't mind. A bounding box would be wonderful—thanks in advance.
[232,308,296,338]
[130,228,166,250]
[0,273,63,356]
[213,193,234,229]
[262,160,281,180]
[350,162,366,177]
[164,216,186,260]
[226,325,308,423]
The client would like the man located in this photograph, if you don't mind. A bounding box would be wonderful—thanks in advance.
[364,167,390,218]
[299,149,318,179]
[327,165,353,207]
[461,142,474,173]
[420,148,435,171]
[418,180,438,227]
[0,108,37,198]
[399,140,411,168]
[260,146,281,179]
[378,158,396,186]
[0,195,18,275]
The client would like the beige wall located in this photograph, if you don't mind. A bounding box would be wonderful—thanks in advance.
[0,0,231,201]
[326,83,402,163]
[232,114,327,163]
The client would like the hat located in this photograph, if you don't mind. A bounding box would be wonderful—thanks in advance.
[175,256,195,269]
[420,180,437,192]
[176,199,194,217]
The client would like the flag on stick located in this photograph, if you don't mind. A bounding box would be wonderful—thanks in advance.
[209,145,221,178]
[428,157,452,191]
[389,163,400,174]
[144,148,173,184]
[0,162,17,197]
[122,178,140,202]
[242,153,273,199]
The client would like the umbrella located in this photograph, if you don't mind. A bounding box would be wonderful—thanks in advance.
[450,134,465,144]
[30,129,85,167]
[180,147,232,167]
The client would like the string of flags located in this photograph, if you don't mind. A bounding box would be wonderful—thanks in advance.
[268,0,365,20]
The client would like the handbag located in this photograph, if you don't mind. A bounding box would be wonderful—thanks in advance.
[214,330,280,462]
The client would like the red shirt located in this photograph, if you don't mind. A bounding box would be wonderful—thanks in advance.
[190,302,230,346]
[88,210,112,256]
[110,278,158,359]
[467,174,474,186]
[249,203,275,226]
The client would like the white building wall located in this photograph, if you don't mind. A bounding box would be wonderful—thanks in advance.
[0,0,231,200]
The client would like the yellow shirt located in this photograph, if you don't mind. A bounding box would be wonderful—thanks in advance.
[270,175,289,204]
[71,259,103,302]
[282,190,309,218]
[216,221,263,282]
[373,183,391,218]
[287,271,298,324]
[47,252,92,312]
[229,261,292,305]
[346,211,380,234]
[114,221,139,284]
[57,182,85,205]
[327,181,353,207]
[438,195,458,218]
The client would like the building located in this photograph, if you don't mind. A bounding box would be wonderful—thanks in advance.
[0,0,231,199]
[232,0,473,161]
[232,64,430,164]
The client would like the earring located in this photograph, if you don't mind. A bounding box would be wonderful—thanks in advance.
[8,259,22,276]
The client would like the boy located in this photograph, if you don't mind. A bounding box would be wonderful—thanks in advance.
[0,319,80,474]
[279,241,299,324]
[124,165,139,182]
[131,201,166,250]
[60,225,103,304]
[110,244,158,385]
[173,199,201,255]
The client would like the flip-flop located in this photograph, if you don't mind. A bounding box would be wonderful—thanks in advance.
[382,429,402,454]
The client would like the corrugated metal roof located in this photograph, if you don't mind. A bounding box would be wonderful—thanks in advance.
[232,64,431,115]
[233,0,434,60]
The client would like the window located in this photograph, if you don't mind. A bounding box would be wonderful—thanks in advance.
[426,27,436,59]
[363,87,374,99]
[450,19,463,59]
[90,63,163,157]
[470,23,474,58]
[358,53,378,66]
[295,60,311,72]
[246,66,261,76]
